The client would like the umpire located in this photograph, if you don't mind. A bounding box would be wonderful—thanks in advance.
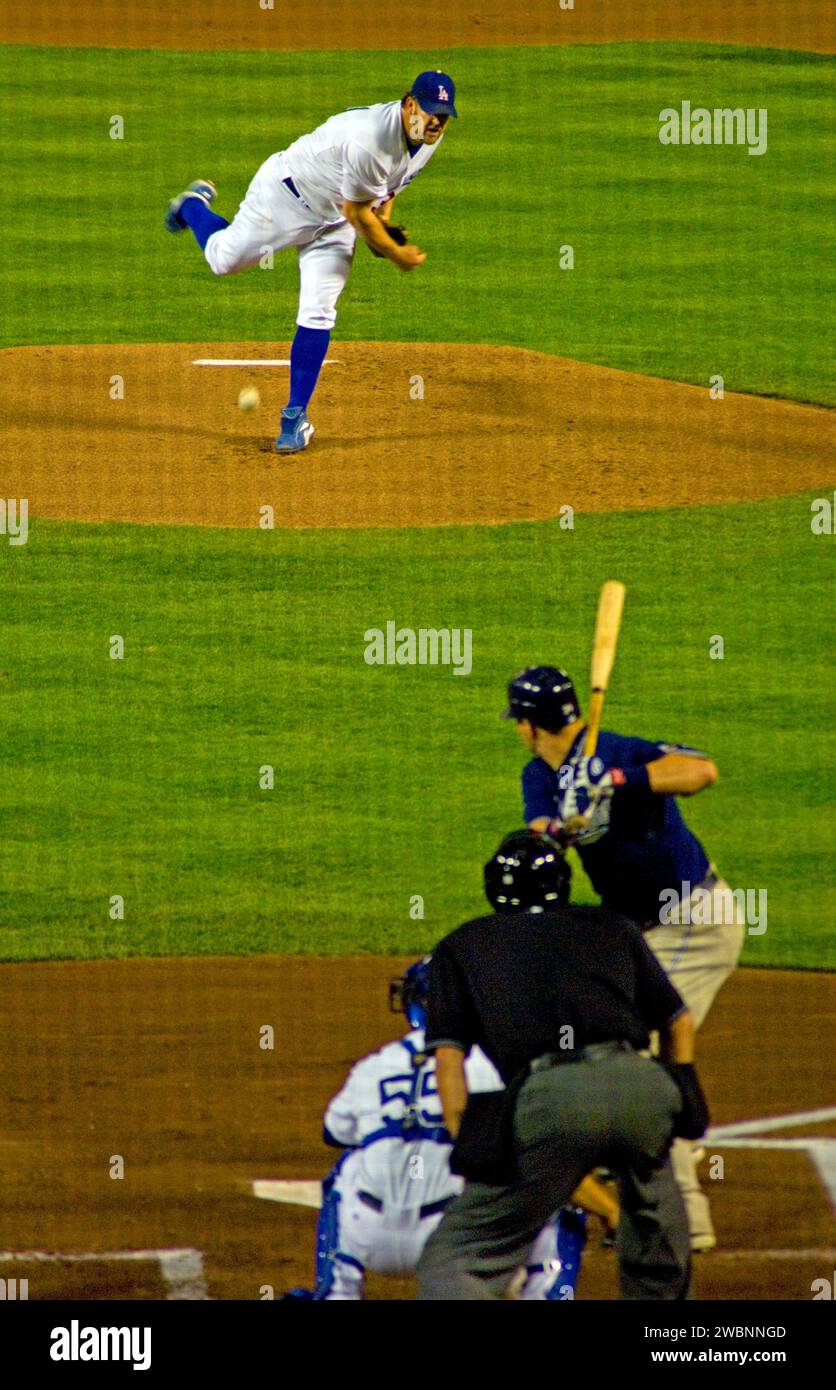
[416,831,707,1301]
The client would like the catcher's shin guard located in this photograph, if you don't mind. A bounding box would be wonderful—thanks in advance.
[310,1157,365,1300]
[311,1164,341,1298]
[546,1206,588,1300]
[520,1206,589,1300]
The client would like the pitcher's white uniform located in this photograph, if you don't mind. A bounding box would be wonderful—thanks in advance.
[202,102,444,329]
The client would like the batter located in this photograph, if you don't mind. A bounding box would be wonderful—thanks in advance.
[164,71,456,452]
[503,665,745,1253]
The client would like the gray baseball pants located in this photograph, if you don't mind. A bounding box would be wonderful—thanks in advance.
[416,1046,691,1300]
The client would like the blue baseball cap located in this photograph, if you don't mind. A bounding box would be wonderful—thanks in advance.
[410,70,457,118]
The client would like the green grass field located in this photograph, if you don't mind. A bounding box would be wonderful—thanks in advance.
[2,492,832,968]
[0,40,832,401]
[1,40,832,969]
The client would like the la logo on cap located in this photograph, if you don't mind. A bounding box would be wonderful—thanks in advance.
[438,85,449,100]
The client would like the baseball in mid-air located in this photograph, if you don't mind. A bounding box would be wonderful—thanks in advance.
[237,386,261,412]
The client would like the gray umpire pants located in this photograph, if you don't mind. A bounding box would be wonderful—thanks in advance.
[417,1045,691,1300]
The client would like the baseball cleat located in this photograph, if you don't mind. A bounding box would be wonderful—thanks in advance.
[274,406,315,454]
[164,180,217,233]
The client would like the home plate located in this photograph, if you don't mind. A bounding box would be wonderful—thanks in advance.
[253,1179,322,1208]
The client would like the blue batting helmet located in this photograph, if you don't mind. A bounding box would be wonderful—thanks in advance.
[389,956,432,1030]
[502,665,580,731]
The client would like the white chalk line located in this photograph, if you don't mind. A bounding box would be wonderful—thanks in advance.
[253,1106,836,1231]
[254,1178,321,1209]
[0,1248,209,1300]
[709,1248,836,1262]
[808,1143,836,1215]
[252,1182,836,1264]
[710,1106,836,1139]
[706,1106,836,1212]
[192,358,343,367]
[158,1249,210,1301]
[712,1137,832,1151]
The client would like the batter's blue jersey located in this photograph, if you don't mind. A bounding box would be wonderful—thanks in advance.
[522,730,711,926]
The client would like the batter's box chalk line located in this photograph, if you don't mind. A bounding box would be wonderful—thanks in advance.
[253,1179,321,1209]
[711,1248,836,1262]
[251,1184,836,1265]
[708,1105,836,1212]
[253,1106,836,1220]
[192,358,343,367]
[0,1248,209,1300]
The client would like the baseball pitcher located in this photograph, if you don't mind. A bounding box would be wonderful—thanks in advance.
[165,71,455,453]
[284,959,602,1300]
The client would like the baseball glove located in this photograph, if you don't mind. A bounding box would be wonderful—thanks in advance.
[367,221,409,257]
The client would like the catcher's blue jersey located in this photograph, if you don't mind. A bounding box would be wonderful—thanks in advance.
[522,729,711,926]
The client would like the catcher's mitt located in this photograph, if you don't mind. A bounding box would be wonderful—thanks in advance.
[368,221,409,257]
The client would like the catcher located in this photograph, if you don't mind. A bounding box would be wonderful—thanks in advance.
[283,959,618,1300]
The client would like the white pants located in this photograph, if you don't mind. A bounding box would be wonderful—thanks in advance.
[644,873,745,1240]
[324,1157,451,1300]
[322,1154,566,1300]
[643,874,745,1032]
[203,152,357,330]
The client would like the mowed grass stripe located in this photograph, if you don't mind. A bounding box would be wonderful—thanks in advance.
[1,491,832,967]
[0,41,832,402]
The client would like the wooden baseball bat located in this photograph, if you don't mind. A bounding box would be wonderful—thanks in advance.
[583,580,626,757]
[559,581,627,840]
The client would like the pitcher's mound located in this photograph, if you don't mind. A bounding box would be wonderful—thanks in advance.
[2,341,831,529]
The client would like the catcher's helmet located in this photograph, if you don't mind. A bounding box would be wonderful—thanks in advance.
[484,830,571,912]
[389,956,431,1030]
[502,665,580,732]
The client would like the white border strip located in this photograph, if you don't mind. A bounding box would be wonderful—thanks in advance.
[253,1179,321,1209]
[0,1248,209,1300]
[710,1248,836,1262]
[254,1106,836,1220]
[710,1107,836,1139]
[710,1138,830,1150]
[809,1142,836,1213]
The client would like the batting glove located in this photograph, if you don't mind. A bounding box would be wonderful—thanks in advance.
[560,756,617,816]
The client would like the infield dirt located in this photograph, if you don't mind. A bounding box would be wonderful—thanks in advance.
[3,342,833,529]
[0,960,833,1300]
[1,0,831,54]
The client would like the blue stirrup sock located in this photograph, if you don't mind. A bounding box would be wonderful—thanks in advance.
[179,195,229,251]
[287,325,331,410]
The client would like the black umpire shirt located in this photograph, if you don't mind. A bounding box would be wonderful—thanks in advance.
[426,904,685,1084]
